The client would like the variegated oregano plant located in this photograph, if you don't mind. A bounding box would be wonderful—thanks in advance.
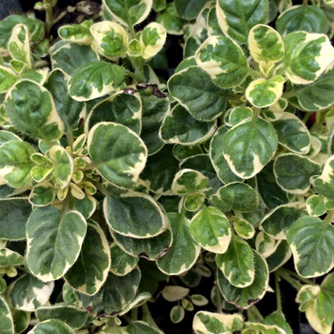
[1,0,334,333]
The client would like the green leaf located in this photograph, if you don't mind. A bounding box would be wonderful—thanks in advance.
[217,251,269,309]
[217,236,255,288]
[76,268,141,315]
[274,154,321,194]
[51,41,99,76]
[88,122,147,188]
[257,162,289,209]
[263,311,293,334]
[69,195,96,219]
[0,296,14,334]
[189,206,232,254]
[314,156,334,199]
[36,305,87,330]
[287,216,334,277]
[45,69,85,131]
[0,130,21,146]
[26,207,87,282]
[160,104,216,145]
[248,24,284,64]
[141,145,179,194]
[266,240,291,272]
[139,87,169,155]
[221,118,278,179]
[261,204,304,239]
[306,195,327,217]
[276,5,329,36]
[175,0,209,20]
[157,213,200,275]
[28,319,75,334]
[0,141,35,188]
[272,112,311,154]
[110,226,172,261]
[0,15,43,50]
[90,21,128,59]
[228,107,253,126]
[283,31,334,84]
[157,3,187,35]
[243,322,287,334]
[216,0,269,45]
[5,80,64,140]
[210,183,259,213]
[255,231,278,258]
[315,273,334,325]
[0,199,31,240]
[58,24,93,45]
[193,311,244,334]
[0,66,17,94]
[195,36,249,89]
[104,192,168,238]
[12,310,30,334]
[8,273,54,311]
[103,0,153,26]
[246,76,284,108]
[168,66,227,121]
[86,91,142,135]
[289,68,334,112]
[65,221,110,295]
[109,243,139,276]
[69,62,125,101]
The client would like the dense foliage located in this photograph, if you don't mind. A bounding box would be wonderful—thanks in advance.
[1,0,334,333]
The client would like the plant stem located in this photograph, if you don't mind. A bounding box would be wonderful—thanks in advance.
[303,0,308,6]
[275,272,282,313]
[324,210,334,224]
[278,268,315,289]
[44,0,54,38]
[215,282,222,313]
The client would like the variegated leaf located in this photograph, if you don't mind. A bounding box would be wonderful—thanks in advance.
[58,23,93,45]
[8,24,31,68]
[65,221,110,295]
[248,24,284,64]
[168,66,227,121]
[189,206,232,254]
[172,169,208,195]
[195,36,249,89]
[193,311,244,334]
[0,140,34,188]
[160,104,216,145]
[68,62,125,101]
[109,243,139,276]
[140,22,166,59]
[28,319,75,334]
[217,251,269,309]
[266,241,292,272]
[287,216,334,278]
[0,296,14,334]
[221,118,278,179]
[104,192,168,238]
[0,66,17,94]
[103,0,153,26]
[274,154,321,194]
[246,76,284,108]
[76,268,141,315]
[36,304,87,330]
[157,213,201,275]
[88,122,147,188]
[26,207,87,282]
[4,80,64,140]
[8,273,54,311]
[314,156,334,199]
[283,31,334,84]
[110,226,172,261]
[216,235,254,288]
[216,0,269,45]
[232,216,255,239]
[90,21,128,59]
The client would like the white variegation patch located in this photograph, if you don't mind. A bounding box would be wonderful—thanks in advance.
[140,23,166,59]
[8,24,31,68]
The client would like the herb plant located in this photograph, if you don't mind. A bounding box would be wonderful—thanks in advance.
[1,0,334,333]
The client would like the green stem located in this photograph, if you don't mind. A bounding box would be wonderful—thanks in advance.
[275,272,282,313]
[126,69,144,83]
[278,268,315,288]
[215,281,222,313]
[131,307,138,320]
[324,210,334,224]
[44,0,54,38]
[248,68,262,79]
[303,0,308,6]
